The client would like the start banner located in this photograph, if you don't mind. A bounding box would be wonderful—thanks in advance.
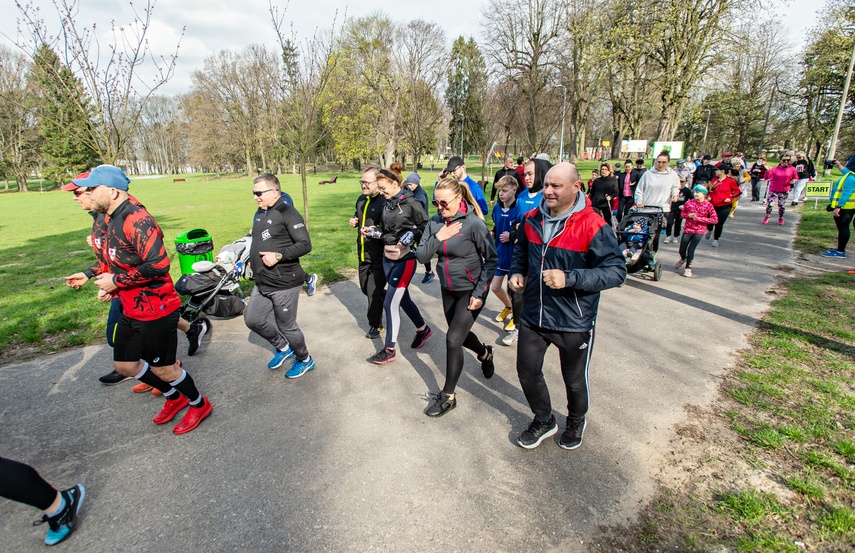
[804,181,831,199]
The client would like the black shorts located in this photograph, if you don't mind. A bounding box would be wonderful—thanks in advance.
[113,310,179,367]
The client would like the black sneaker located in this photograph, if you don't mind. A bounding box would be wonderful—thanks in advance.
[34,484,85,546]
[98,370,131,385]
[411,325,432,348]
[480,345,494,378]
[368,347,396,365]
[186,317,209,356]
[517,415,558,449]
[365,326,383,339]
[559,417,587,450]
[425,392,457,417]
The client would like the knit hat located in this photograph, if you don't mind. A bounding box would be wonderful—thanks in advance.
[405,172,420,185]
[692,184,708,195]
[846,154,855,173]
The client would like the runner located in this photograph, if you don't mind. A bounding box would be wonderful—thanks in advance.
[73,165,212,434]
[350,166,387,339]
[404,171,435,283]
[362,168,432,364]
[62,175,209,395]
[763,156,798,226]
[790,151,816,206]
[490,176,520,336]
[0,457,84,546]
[675,185,718,277]
[416,177,497,416]
[244,173,316,378]
[706,165,741,246]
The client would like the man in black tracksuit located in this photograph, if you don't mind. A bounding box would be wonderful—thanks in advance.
[350,167,387,338]
[491,157,525,202]
[509,162,626,451]
[244,173,316,377]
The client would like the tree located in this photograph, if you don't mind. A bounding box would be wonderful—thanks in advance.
[29,44,98,183]
[14,0,183,165]
[481,0,566,153]
[397,20,447,170]
[270,1,339,229]
[446,36,487,155]
[0,46,40,191]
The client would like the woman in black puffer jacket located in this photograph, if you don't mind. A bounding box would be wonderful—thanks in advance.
[362,168,432,365]
[416,178,498,417]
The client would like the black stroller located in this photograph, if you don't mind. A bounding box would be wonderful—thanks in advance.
[175,236,253,323]
[617,207,665,281]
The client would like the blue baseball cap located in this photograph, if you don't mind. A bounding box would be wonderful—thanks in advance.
[71,165,130,191]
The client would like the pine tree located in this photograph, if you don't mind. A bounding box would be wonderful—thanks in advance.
[30,44,99,185]
[446,37,487,156]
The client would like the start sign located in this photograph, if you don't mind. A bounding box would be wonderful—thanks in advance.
[805,181,831,198]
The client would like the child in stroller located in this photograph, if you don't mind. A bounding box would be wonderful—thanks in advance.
[619,219,649,263]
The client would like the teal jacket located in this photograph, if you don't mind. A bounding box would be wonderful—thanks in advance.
[829,169,855,210]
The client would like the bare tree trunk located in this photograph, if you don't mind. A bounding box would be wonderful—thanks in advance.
[299,159,311,231]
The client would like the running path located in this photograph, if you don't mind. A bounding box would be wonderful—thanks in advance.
[0,201,798,551]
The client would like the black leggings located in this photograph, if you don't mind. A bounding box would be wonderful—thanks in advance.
[441,289,487,394]
[0,457,57,510]
[835,209,855,252]
[679,233,703,268]
[666,206,684,237]
[707,205,731,240]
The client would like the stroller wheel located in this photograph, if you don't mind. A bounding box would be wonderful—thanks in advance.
[652,260,663,281]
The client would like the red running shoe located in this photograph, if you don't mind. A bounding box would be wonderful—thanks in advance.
[153,396,189,425]
[173,398,213,435]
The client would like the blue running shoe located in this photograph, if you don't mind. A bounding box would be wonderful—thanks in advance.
[306,273,318,296]
[421,271,435,284]
[37,484,85,546]
[286,356,316,379]
[268,346,295,369]
[820,249,846,258]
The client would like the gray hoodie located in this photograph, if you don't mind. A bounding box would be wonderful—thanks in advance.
[634,166,680,211]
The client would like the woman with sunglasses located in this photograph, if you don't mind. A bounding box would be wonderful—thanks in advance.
[763,157,798,226]
[416,178,497,417]
[362,168,432,365]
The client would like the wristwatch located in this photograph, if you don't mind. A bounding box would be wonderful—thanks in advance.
[275,252,283,261]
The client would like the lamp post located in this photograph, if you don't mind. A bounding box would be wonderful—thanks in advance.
[701,108,711,155]
[558,84,567,161]
[826,36,855,173]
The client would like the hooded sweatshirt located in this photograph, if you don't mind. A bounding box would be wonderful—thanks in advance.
[634,166,680,211]
[829,155,855,210]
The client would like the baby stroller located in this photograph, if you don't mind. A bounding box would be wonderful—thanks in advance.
[617,207,664,281]
[175,235,253,324]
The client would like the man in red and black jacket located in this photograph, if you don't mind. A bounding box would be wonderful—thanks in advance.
[509,162,626,451]
[73,165,213,435]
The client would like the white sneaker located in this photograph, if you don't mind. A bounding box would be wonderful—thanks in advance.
[502,328,519,346]
[711,240,719,247]
[684,268,692,277]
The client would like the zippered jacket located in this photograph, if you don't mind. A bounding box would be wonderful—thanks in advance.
[830,169,855,210]
[100,200,181,321]
[417,203,498,300]
[707,176,741,207]
[680,199,718,234]
[510,193,626,332]
[353,193,386,264]
[84,194,149,278]
[379,188,428,247]
[249,196,312,291]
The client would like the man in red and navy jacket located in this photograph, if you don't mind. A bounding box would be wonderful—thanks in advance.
[509,162,626,451]
[72,165,213,435]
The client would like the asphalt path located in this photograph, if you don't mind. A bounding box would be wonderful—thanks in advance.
[0,201,815,552]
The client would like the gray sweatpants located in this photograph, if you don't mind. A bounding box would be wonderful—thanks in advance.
[244,285,309,361]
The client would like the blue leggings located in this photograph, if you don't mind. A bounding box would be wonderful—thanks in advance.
[383,257,425,349]
[106,298,122,347]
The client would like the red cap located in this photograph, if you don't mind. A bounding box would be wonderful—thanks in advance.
[722,152,733,157]
[60,172,91,191]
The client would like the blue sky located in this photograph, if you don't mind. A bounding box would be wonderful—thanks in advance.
[0,0,822,95]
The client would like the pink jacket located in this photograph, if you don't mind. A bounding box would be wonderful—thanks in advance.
[767,165,798,193]
[680,199,718,234]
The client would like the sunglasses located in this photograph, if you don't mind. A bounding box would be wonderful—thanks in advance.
[359,180,376,186]
[781,159,790,163]
[73,188,89,197]
[253,189,276,197]
[432,194,461,210]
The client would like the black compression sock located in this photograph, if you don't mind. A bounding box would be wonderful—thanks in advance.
[169,370,203,406]
[134,363,173,395]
